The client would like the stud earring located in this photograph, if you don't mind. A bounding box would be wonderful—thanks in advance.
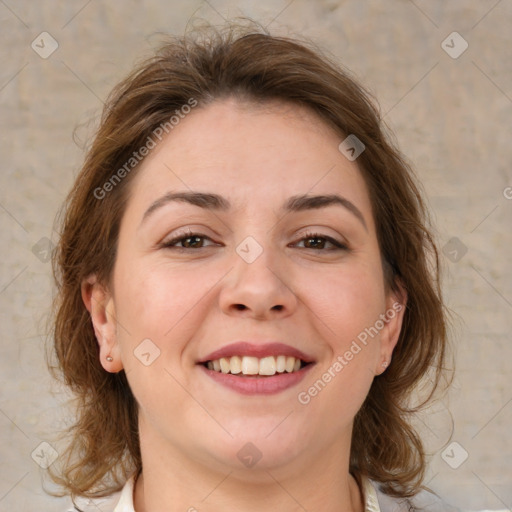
[106,355,113,362]
[382,361,388,367]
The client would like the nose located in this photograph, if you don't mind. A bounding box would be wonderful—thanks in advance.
[219,246,298,321]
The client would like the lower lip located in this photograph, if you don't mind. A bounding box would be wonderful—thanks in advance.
[198,364,314,395]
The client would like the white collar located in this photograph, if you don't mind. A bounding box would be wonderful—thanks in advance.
[112,473,382,512]
[112,473,136,512]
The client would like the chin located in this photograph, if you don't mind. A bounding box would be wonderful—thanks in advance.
[202,426,307,474]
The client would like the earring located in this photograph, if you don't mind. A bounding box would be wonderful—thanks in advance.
[106,355,113,362]
[382,361,388,368]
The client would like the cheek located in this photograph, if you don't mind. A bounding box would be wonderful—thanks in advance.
[295,259,385,408]
[300,260,386,345]
[112,259,228,379]
[112,261,206,420]
[114,260,207,337]
[296,269,383,427]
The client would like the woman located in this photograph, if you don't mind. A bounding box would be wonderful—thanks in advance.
[50,22,458,512]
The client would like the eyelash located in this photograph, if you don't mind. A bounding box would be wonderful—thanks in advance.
[160,230,349,252]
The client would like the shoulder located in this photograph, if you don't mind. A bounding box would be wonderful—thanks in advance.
[63,494,121,512]
[62,477,132,512]
[371,480,461,512]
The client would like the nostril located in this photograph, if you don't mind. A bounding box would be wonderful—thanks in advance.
[272,305,284,311]
[234,304,246,311]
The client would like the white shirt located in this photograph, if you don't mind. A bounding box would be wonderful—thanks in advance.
[67,474,460,511]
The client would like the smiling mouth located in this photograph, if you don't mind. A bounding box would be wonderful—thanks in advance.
[201,355,311,376]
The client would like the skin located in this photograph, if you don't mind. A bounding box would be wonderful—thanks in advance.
[82,98,406,512]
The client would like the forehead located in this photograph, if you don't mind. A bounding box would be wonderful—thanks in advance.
[126,97,373,220]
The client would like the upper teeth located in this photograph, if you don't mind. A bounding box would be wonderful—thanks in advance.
[207,355,302,375]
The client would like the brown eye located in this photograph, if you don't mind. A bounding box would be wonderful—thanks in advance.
[303,236,328,249]
[295,232,348,251]
[162,233,217,249]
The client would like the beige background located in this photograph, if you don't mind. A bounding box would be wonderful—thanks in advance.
[0,1,511,510]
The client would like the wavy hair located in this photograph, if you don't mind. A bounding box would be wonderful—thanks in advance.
[48,20,452,502]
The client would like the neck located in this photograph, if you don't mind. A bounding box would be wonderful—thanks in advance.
[133,428,364,512]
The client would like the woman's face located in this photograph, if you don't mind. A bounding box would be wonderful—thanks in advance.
[89,98,404,475]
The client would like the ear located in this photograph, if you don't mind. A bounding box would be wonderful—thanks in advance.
[375,281,407,375]
[81,274,124,373]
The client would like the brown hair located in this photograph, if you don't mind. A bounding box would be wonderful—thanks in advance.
[48,20,452,502]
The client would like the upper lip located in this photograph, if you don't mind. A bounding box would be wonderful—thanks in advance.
[197,342,316,364]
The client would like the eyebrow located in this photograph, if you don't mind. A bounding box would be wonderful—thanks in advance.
[140,191,367,231]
